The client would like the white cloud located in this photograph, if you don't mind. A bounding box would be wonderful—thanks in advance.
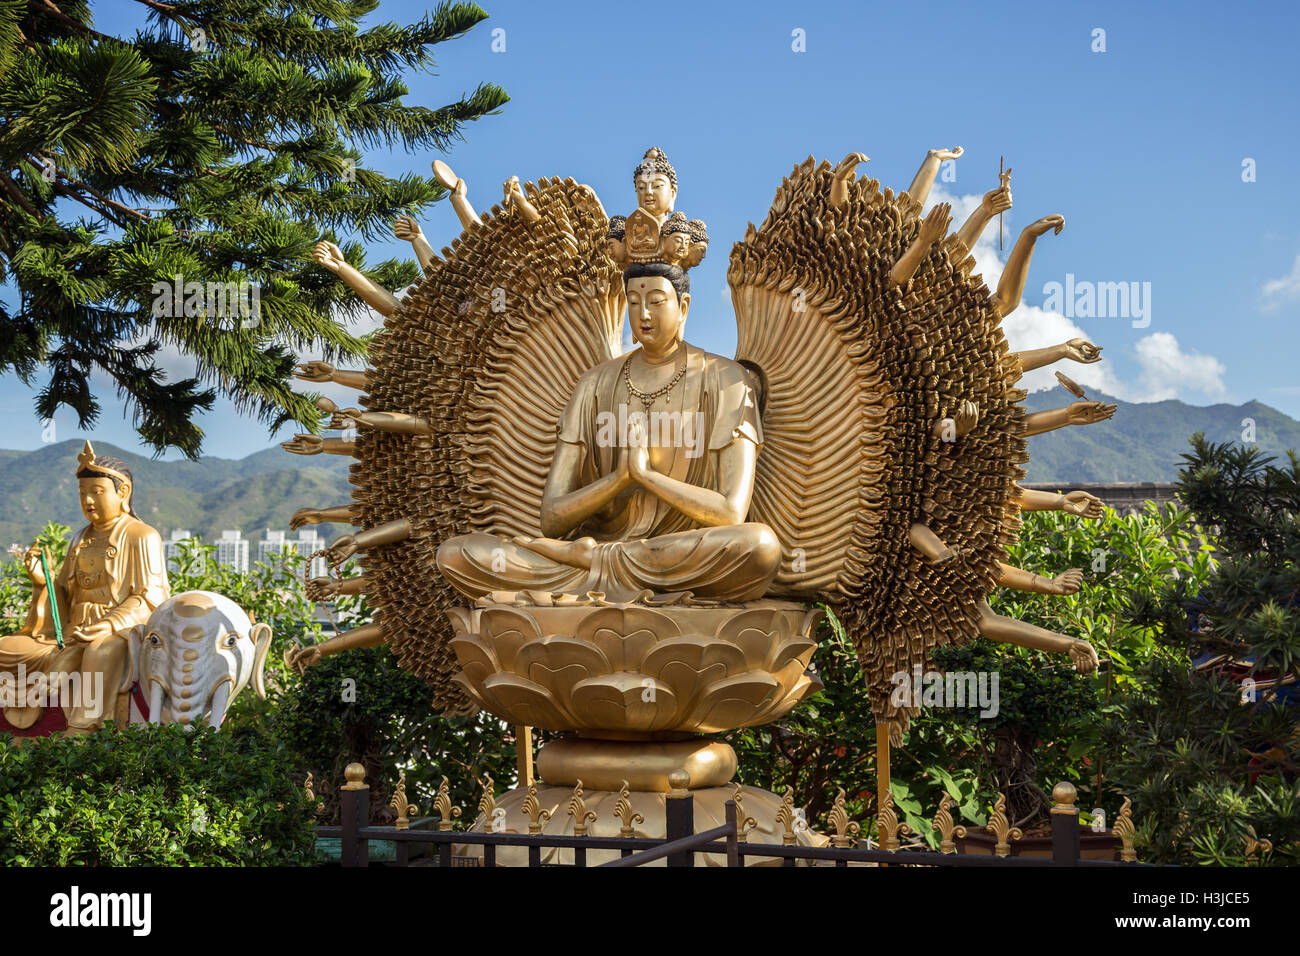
[1261,253,1300,312]
[925,184,1229,405]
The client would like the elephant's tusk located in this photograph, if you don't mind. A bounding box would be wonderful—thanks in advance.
[148,682,164,725]
[208,683,231,729]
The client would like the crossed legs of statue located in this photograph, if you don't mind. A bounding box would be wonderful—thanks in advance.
[436,523,782,604]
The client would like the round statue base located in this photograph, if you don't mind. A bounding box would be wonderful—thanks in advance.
[536,737,737,792]
[456,783,827,867]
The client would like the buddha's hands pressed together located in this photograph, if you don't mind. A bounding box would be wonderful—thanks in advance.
[1062,490,1105,519]
[1065,401,1117,426]
[626,417,652,482]
[1063,338,1102,364]
[313,240,347,273]
[294,361,336,383]
[1025,214,1065,238]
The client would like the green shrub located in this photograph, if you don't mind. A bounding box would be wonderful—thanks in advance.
[0,724,319,865]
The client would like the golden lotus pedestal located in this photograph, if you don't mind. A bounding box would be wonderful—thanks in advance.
[447,599,828,865]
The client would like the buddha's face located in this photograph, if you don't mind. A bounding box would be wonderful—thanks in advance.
[663,231,691,263]
[79,476,128,527]
[685,240,707,268]
[635,171,675,217]
[627,276,688,354]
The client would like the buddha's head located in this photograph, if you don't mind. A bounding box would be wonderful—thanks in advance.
[605,215,627,263]
[75,444,137,527]
[661,216,692,265]
[625,262,690,355]
[685,218,709,268]
[633,147,676,219]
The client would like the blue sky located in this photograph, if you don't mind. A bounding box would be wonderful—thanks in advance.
[3,0,1299,459]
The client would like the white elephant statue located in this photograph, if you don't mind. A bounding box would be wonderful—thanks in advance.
[128,591,272,729]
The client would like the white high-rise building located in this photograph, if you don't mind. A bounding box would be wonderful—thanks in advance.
[258,528,327,578]
[217,530,249,573]
[163,529,198,571]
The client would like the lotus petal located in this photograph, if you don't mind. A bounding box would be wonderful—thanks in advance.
[570,674,680,732]
[478,607,544,670]
[481,672,575,728]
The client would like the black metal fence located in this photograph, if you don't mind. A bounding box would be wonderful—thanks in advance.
[314,768,1144,868]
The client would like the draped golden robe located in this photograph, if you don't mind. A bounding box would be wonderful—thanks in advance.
[436,343,780,603]
[0,513,170,729]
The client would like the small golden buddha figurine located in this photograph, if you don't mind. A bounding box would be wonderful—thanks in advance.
[0,442,170,732]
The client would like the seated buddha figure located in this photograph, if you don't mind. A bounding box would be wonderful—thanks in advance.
[0,443,170,732]
[436,256,780,604]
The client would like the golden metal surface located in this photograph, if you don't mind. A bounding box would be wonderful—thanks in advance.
[390,773,416,830]
[566,780,597,836]
[342,763,367,791]
[613,780,645,838]
[828,788,862,848]
[1114,796,1137,863]
[876,789,912,852]
[732,783,758,843]
[537,737,737,792]
[460,783,827,867]
[283,145,1120,766]
[521,783,553,835]
[432,776,462,831]
[987,793,1024,857]
[931,792,967,854]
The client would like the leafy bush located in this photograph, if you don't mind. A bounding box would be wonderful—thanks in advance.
[0,724,318,865]
[1105,436,1300,865]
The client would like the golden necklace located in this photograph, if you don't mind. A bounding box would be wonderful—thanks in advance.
[622,347,687,413]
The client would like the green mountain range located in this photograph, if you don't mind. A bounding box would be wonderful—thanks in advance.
[1018,390,1300,482]
[0,440,354,549]
[2,394,1298,546]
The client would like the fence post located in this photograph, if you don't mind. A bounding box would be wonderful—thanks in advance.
[724,799,739,868]
[665,770,694,868]
[340,762,370,868]
[1050,781,1080,866]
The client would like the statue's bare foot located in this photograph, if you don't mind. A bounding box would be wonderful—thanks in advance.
[1068,639,1099,674]
[513,535,596,569]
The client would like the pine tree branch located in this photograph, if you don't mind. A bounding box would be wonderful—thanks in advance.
[29,0,119,45]
[31,154,150,226]
[0,174,41,217]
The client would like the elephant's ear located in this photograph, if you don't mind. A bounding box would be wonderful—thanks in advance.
[250,623,273,699]
[124,625,145,690]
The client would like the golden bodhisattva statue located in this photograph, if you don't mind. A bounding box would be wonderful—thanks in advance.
[283,146,1119,861]
[0,443,170,732]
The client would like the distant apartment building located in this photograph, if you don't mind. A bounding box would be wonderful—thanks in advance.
[163,529,199,571]
[258,528,327,578]
[217,529,250,573]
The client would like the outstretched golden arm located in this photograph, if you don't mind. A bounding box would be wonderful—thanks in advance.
[1022,401,1117,436]
[317,397,431,435]
[294,361,370,391]
[955,180,1012,251]
[284,622,385,674]
[907,146,963,208]
[323,518,412,565]
[281,435,356,456]
[1013,339,1102,373]
[890,203,952,288]
[291,504,359,530]
[312,241,402,317]
[908,523,1098,672]
[991,214,1064,317]
[1014,487,1105,519]
[393,215,436,272]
